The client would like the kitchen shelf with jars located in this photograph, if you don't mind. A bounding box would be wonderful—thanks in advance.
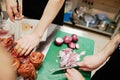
[64,0,120,38]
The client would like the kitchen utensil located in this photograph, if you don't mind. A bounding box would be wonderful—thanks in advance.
[98,20,109,31]
[70,7,87,25]
[84,13,94,27]
[51,65,78,74]
[96,13,108,21]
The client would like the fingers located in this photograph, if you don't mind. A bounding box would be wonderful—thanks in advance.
[77,62,87,68]
[25,47,33,56]
[20,43,29,56]
[65,68,85,80]
[12,42,33,57]
[10,34,39,57]
[65,73,72,80]
[19,43,32,56]
[6,9,15,22]
[12,6,19,17]
[65,68,79,80]
[15,6,24,19]
[76,62,92,71]
[6,2,24,22]
[77,62,84,67]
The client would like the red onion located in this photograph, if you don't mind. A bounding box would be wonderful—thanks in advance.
[64,36,72,44]
[71,34,78,42]
[68,42,76,49]
[54,37,63,46]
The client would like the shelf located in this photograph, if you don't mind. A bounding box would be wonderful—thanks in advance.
[64,21,112,36]
[63,0,120,38]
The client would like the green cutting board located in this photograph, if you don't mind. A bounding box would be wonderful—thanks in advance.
[37,30,95,80]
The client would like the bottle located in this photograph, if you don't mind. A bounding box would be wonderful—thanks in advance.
[65,0,73,13]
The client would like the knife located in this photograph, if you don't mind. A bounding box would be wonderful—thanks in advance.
[51,65,79,74]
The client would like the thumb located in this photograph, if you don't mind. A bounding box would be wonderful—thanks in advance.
[76,61,85,67]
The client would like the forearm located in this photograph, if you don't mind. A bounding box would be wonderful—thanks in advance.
[96,34,120,62]
[33,0,65,38]
[0,45,12,65]
[0,44,16,80]
[0,45,13,71]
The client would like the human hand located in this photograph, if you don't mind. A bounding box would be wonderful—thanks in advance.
[5,0,24,22]
[77,55,104,71]
[13,33,41,56]
[65,68,85,80]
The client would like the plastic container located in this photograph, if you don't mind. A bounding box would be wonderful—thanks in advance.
[64,12,72,22]
[0,20,14,48]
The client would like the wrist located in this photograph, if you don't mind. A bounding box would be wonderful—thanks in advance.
[32,32,43,40]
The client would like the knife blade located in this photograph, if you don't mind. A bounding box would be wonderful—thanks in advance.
[51,65,78,74]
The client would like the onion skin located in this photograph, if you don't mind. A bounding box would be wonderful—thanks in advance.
[54,37,63,46]
[29,52,44,70]
[71,34,78,42]
[68,42,76,49]
[64,36,72,44]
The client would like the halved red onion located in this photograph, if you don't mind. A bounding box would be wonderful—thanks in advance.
[64,36,72,44]
[54,37,63,46]
[71,34,78,42]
